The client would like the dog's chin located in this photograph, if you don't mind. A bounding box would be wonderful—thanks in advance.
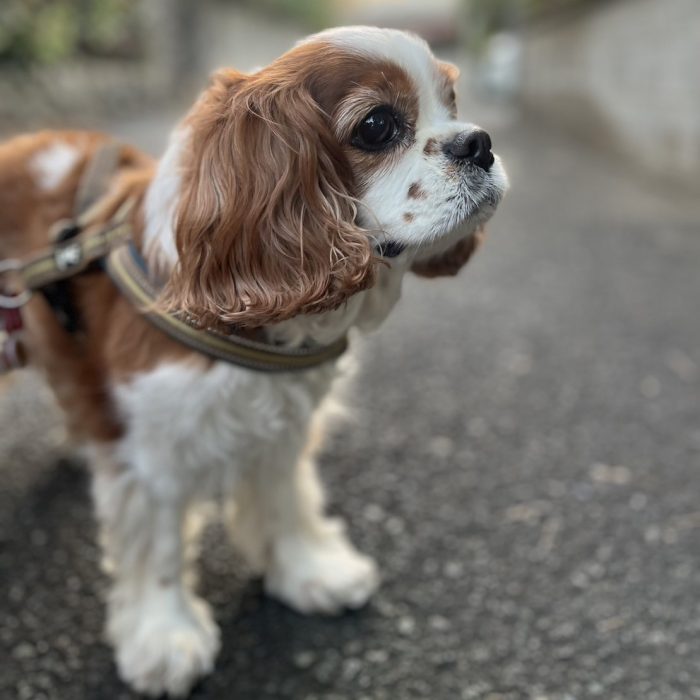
[414,216,483,263]
[374,165,507,262]
[375,216,483,262]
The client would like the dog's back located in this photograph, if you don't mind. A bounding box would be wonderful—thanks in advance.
[0,131,149,259]
[0,131,174,440]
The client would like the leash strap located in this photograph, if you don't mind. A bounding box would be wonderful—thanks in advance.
[106,243,349,372]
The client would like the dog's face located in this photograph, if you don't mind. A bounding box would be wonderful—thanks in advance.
[160,27,507,328]
[314,27,508,259]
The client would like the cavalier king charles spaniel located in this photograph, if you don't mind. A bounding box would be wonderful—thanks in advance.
[0,27,507,696]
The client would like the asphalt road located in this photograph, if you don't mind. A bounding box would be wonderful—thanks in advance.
[2,13,700,700]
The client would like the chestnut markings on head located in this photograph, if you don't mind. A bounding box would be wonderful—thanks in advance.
[159,42,408,329]
[322,61,418,196]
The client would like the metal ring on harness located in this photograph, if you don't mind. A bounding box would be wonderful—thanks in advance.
[0,259,32,309]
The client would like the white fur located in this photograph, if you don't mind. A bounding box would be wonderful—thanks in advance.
[30,141,81,191]
[305,26,439,111]
[91,27,508,697]
[142,128,187,269]
[96,344,381,695]
[95,268,403,698]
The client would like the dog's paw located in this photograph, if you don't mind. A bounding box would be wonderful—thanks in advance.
[265,522,379,615]
[109,594,220,697]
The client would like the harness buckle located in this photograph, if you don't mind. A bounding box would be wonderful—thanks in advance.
[54,242,84,271]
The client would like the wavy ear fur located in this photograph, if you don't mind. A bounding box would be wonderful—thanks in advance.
[160,69,376,329]
[411,228,485,278]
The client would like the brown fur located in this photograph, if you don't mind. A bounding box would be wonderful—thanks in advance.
[437,61,459,118]
[159,46,387,329]
[0,131,199,442]
[408,182,426,199]
[325,58,419,195]
[0,42,478,443]
[423,138,440,157]
[411,227,485,278]
[0,41,407,440]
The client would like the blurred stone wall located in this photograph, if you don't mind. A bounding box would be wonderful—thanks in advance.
[518,0,700,193]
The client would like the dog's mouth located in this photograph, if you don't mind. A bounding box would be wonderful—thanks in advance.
[370,156,508,261]
[465,156,509,210]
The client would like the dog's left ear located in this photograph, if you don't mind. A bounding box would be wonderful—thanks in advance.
[411,228,485,278]
[159,69,377,329]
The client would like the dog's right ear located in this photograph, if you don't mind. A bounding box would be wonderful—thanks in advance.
[158,68,376,329]
[411,228,485,278]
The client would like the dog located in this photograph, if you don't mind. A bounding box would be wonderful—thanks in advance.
[0,27,507,696]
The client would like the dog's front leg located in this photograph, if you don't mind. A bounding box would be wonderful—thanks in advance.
[91,461,219,698]
[231,432,379,615]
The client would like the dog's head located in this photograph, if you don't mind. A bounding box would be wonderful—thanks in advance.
[159,27,508,328]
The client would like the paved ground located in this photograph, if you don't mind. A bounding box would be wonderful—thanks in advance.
[2,8,700,700]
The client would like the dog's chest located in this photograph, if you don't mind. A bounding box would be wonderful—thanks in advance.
[113,360,335,498]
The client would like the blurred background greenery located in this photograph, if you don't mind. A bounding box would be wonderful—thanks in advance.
[0,0,142,65]
[0,0,601,66]
[0,0,696,195]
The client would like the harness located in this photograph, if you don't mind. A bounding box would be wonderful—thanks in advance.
[0,144,348,373]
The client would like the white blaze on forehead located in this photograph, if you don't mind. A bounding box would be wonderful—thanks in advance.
[303,26,443,125]
[30,141,81,191]
[303,26,432,71]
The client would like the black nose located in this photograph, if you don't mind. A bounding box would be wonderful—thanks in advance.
[445,129,494,170]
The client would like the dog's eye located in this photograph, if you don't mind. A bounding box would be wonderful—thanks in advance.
[353,108,398,150]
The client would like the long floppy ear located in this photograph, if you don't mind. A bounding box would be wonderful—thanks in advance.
[159,69,376,328]
[411,227,485,278]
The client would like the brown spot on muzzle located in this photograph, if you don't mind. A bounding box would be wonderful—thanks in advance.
[408,182,426,199]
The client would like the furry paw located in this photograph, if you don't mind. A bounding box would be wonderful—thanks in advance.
[265,522,379,615]
[109,592,220,697]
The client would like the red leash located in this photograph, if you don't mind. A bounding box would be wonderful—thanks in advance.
[0,295,27,374]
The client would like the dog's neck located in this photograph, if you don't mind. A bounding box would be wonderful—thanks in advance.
[141,128,407,348]
[269,259,407,346]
